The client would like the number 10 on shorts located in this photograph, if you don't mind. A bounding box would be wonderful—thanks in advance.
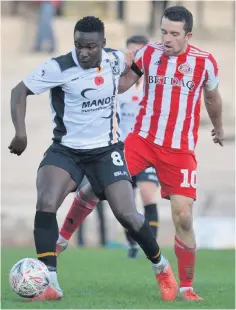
[180,169,197,188]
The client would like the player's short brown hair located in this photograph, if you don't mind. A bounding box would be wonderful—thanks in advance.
[162,6,193,33]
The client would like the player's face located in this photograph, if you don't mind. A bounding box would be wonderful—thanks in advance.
[160,17,192,56]
[74,31,106,69]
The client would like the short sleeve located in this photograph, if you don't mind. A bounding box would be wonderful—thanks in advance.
[23,59,63,95]
[134,45,147,73]
[204,54,219,91]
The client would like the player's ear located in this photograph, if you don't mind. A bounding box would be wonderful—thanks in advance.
[186,32,192,42]
[102,38,106,48]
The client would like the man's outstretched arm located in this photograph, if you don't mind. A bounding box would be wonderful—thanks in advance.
[9,82,33,155]
[9,58,63,155]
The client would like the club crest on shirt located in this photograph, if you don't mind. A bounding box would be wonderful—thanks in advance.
[178,62,192,75]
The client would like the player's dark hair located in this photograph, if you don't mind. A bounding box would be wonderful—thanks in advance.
[74,16,105,35]
[126,35,149,47]
[162,6,193,33]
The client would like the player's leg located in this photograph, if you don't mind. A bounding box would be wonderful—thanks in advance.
[138,178,159,237]
[156,146,203,301]
[124,177,139,258]
[105,185,178,302]
[56,181,98,255]
[30,143,84,301]
[86,140,178,301]
[75,179,90,248]
[56,133,153,253]
[127,168,159,257]
[171,195,203,300]
[78,222,85,247]
[96,201,106,246]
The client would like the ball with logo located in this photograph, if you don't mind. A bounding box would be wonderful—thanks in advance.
[9,258,50,298]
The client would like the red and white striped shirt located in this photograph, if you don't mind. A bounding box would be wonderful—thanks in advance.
[133,42,219,151]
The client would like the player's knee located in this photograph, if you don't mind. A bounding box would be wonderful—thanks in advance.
[36,193,58,212]
[177,210,192,232]
[171,195,194,232]
[117,211,144,232]
[141,194,156,206]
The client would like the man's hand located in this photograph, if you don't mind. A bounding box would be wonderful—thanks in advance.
[124,50,135,69]
[211,128,224,146]
[8,135,27,155]
[120,50,135,77]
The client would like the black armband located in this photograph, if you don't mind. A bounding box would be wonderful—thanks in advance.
[130,62,143,77]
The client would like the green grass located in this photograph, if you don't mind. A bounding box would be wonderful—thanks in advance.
[1,248,235,309]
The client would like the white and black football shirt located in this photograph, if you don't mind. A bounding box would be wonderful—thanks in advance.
[23,48,125,149]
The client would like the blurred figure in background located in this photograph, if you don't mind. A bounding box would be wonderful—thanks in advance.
[149,1,168,36]
[117,0,124,21]
[10,1,21,15]
[33,0,60,53]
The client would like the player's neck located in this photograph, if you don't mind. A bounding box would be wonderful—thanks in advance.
[93,59,102,69]
[175,43,190,57]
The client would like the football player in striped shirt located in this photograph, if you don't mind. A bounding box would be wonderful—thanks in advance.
[56,6,224,301]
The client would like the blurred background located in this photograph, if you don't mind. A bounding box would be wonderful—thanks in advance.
[1,1,235,250]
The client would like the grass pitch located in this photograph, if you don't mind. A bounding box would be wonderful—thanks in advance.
[1,247,235,309]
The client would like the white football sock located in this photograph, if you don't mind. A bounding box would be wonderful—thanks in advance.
[49,271,63,291]
[152,255,169,274]
[49,271,58,285]
[57,234,68,244]
[179,287,193,294]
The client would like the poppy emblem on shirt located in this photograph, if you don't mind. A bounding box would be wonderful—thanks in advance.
[94,76,104,86]
[178,63,192,75]
[132,95,139,102]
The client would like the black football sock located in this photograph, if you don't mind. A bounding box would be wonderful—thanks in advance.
[128,219,161,264]
[144,203,159,238]
[34,211,58,271]
[124,229,138,247]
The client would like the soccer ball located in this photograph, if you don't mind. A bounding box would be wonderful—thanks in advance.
[9,258,50,298]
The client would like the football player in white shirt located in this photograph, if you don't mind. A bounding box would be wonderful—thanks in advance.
[9,16,176,301]
[119,35,160,259]
[61,36,160,258]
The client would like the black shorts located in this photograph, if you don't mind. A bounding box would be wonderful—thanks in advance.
[39,142,132,200]
[132,167,159,189]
